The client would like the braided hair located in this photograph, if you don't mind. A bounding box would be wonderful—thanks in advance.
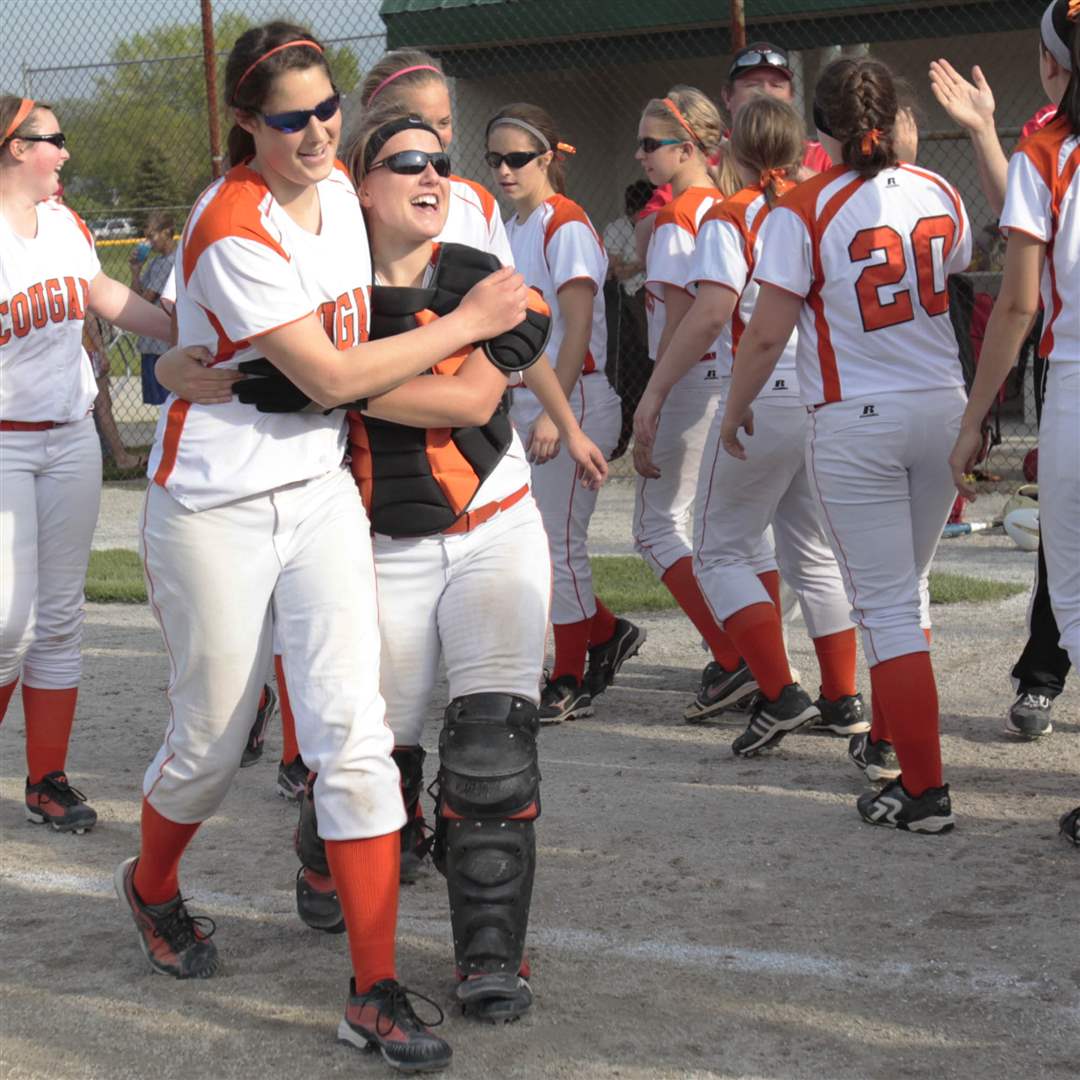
[814,57,898,179]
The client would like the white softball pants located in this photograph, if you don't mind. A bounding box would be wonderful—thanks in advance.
[634,375,725,577]
[0,417,101,689]
[806,387,965,666]
[694,398,848,638]
[511,377,621,625]
[1039,361,1080,669]
[140,467,404,839]
[373,496,551,746]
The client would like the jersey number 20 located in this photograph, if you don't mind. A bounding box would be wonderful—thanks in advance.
[848,215,956,332]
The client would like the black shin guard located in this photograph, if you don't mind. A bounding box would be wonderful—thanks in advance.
[434,694,540,978]
[392,745,430,880]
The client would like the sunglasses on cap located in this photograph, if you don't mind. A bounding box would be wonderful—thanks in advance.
[729,47,791,81]
[484,149,542,170]
[637,136,683,154]
[261,92,340,134]
[368,149,452,177]
[14,132,66,150]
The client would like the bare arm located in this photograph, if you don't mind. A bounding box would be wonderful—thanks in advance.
[548,280,597,398]
[634,214,654,265]
[654,284,694,363]
[88,273,172,341]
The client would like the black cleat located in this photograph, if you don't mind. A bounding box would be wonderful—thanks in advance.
[538,674,593,725]
[848,733,901,783]
[241,683,278,767]
[277,754,309,801]
[456,972,534,1023]
[856,779,955,834]
[584,618,646,698]
[338,978,452,1073]
[808,693,868,736]
[1005,692,1053,739]
[25,771,97,834]
[1059,806,1079,848]
[731,684,819,755]
[295,866,345,934]
[684,660,759,723]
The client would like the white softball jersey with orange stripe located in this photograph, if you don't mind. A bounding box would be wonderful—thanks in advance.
[691,185,799,402]
[1001,115,1080,364]
[149,163,369,511]
[504,194,608,375]
[645,185,723,366]
[755,163,972,405]
[0,201,100,422]
[443,175,514,266]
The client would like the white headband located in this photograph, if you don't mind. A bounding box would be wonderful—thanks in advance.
[488,116,550,151]
[1042,1,1074,71]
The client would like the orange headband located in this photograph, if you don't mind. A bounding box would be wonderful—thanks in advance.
[860,128,883,155]
[235,40,324,94]
[3,98,36,142]
[661,97,705,149]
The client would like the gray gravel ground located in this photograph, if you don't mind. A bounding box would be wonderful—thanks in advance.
[2,478,1077,1080]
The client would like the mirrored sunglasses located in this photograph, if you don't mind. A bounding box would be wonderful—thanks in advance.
[261,93,340,134]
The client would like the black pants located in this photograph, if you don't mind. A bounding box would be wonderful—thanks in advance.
[1011,351,1071,697]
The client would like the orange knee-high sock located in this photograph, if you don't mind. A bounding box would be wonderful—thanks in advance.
[757,570,782,617]
[813,629,858,700]
[326,832,399,993]
[134,798,201,905]
[551,619,591,682]
[23,686,78,783]
[662,557,741,670]
[870,652,941,797]
[275,655,300,765]
[589,599,617,647]
[723,603,792,701]
[0,679,17,723]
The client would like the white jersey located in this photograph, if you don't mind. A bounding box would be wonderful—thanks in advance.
[150,162,369,511]
[756,163,971,405]
[442,175,514,266]
[504,194,608,375]
[692,184,800,404]
[645,185,723,368]
[0,201,100,422]
[1001,115,1080,365]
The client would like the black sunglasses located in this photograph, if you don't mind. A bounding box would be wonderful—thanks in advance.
[16,132,66,150]
[637,137,682,154]
[368,149,452,178]
[261,93,340,134]
[484,150,542,170]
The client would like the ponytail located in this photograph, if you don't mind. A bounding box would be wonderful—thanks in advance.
[729,96,804,205]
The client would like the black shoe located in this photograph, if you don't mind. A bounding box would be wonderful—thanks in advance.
[584,618,646,698]
[808,693,868,736]
[338,978,452,1073]
[731,684,820,756]
[456,972,534,1023]
[684,660,759,723]
[241,683,278,767]
[277,754,309,801]
[1060,806,1080,848]
[848,733,901,783]
[538,674,593,725]
[295,866,345,934]
[25,771,97,834]
[856,779,955,834]
[114,857,220,978]
[1005,691,1053,739]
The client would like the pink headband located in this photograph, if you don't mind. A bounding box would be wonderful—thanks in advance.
[368,64,441,103]
[235,40,325,94]
[3,98,36,141]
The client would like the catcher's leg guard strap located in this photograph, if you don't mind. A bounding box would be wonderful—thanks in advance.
[392,744,426,816]
[295,774,330,876]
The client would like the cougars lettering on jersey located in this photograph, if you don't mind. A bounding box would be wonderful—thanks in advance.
[1001,115,1080,365]
[504,194,608,375]
[149,162,370,511]
[645,186,723,374]
[692,183,800,402]
[755,163,972,405]
[0,201,100,422]
[442,176,514,266]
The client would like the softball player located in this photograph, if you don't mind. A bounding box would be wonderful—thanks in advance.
[488,102,644,723]
[645,96,863,748]
[0,95,171,834]
[115,24,527,1071]
[632,86,749,698]
[950,0,1079,846]
[719,56,972,834]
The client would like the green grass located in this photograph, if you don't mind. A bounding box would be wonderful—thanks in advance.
[83,551,1028,608]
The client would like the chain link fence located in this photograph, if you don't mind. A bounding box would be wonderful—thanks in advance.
[5,0,1051,487]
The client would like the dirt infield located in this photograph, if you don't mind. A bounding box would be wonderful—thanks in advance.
[2,480,1078,1080]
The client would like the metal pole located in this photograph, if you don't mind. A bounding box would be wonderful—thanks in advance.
[730,0,746,51]
[200,0,224,179]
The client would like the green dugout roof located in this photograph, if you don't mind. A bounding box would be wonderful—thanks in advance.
[381,1,1045,74]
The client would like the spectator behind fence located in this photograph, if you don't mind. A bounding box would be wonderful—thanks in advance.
[603,180,652,296]
[84,315,146,474]
[129,210,176,405]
